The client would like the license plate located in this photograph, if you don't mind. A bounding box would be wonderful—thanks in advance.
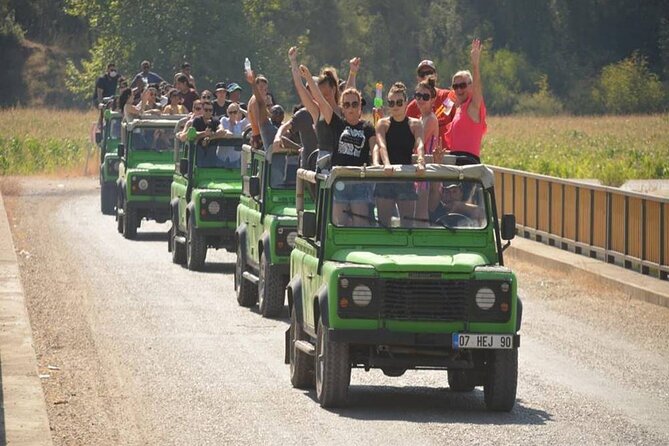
[452,333,514,350]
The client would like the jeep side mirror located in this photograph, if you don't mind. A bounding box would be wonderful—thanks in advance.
[249,176,260,197]
[117,143,125,158]
[179,158,188,176]
[501,214,516,241]
[298,211,316,238]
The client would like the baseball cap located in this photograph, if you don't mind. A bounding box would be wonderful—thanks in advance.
[416,60,436,74]
[215,82,227,92]
[270,105,284,116]
[227,82,242,92]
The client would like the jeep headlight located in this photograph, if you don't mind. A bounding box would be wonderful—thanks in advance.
[207,200,220,215]
[475,287,496,310]
[138,178,149,191]
[351,284,373,307]
[286,231,298,248]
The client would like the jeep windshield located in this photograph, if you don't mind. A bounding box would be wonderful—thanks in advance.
[331,178,487,230]
[130,127,175,152]
[196,140,242,169]
[269,152,299,189]
[109,118,122,139]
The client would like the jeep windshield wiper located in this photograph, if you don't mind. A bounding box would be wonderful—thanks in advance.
[343,210,393,232]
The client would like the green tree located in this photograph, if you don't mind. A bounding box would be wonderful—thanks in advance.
[592,53,666,114]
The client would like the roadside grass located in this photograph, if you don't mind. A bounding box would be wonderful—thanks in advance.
[0,107,98,176]
[1,108,667,186]
[485,114,669,186]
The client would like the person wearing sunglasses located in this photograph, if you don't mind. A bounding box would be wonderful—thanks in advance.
[300,64,376,226]
[192,100,227,144]
[373,82,425,228]
[221,103,249,136]
[444,39,487,165]
[177,99,205,142]
[405,60,457,150]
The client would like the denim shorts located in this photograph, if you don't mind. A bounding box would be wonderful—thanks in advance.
[333,182,371,203]
[373,182,418,201]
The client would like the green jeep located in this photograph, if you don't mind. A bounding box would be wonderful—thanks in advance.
[169,123,243,270]
[286,161,521,411]
[235,143,304,317]
[116,116,183,239]
[99,109,123,215]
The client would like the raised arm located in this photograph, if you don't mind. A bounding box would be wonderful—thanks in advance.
[468,39,484,123]
[245,69,269,125]
[289,47,319,122]
[300,64,333,124]
[345,57,360,90]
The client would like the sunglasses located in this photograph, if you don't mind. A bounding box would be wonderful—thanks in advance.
[418,70,435,78]
[202,95,212,100]
[342,101,359,109]
[194,106,203,111]
[387,99,404,107]
[452,81,470,90]
[414,92,431,101]
[203,107,213,112]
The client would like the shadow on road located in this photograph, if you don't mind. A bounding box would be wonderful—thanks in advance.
[199,262,236,274]
[133,232,169,242]
[302,385,551,426]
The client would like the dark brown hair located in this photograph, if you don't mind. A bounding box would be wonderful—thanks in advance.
[416,75,437,98]
[388,82,407,99]
[318,67,340,104]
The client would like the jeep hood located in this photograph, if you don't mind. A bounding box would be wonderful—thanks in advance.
[134,163,174,172]
[331,248,489,273]
[198,180,242,193]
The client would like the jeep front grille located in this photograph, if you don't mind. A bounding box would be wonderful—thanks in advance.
[380,279,469,321]
[153,177,172,195]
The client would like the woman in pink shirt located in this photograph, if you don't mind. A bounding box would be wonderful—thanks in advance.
[444,39,486,164]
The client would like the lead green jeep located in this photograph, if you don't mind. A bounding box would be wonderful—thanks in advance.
[235,143,304,317]
[99,109,122,215]
[169,123,243,270]
[116,116,183,239]
[286,161,521,411]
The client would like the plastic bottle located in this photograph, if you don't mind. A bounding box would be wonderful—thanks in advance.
[373,82,383,124]
[244,58,251,74]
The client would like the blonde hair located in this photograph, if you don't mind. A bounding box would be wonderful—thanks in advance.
[452,70,473,84]
[339,87,361,105]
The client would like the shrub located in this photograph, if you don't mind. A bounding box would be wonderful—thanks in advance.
[592,53,666,114]
[513,75,564,116]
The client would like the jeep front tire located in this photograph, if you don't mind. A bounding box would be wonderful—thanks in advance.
[289,306,313,389]
[315,318,350,408]
[484,348,518,412]
[186,213,206,270]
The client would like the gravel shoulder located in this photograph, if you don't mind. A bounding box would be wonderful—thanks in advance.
[3,176,669,445]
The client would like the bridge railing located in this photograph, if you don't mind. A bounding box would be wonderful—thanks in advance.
[491,166,668,280]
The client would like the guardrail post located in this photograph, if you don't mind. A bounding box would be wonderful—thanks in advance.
[661,203,667,280]
[641,199,648,275]
[606,191,613,264]
[624,195,630,268]
[589,189,595,256]
[575,186,580,250]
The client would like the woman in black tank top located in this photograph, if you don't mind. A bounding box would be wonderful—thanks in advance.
[374,82,425,228]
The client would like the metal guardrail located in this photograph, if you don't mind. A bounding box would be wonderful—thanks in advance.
[491,166,668,281]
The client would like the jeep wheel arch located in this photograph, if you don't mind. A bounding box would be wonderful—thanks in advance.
[286,276,303,324]
[315,285,329,329]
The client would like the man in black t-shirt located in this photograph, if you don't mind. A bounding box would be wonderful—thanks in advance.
[94,63,119,106]
[192,100,226,143]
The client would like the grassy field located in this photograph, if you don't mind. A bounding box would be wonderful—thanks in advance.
[0,108,98,176]
[0,108,667,186]
[485,114,669,186]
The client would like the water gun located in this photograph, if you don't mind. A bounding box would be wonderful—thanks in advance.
[373,82,383,124]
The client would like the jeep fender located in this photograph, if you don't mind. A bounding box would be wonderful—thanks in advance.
[315,285,329,328]
[516,297,523,331]
[236,224,248,259]
[259,232,271,265]
[186,201,196,226]
[286,275,303,323]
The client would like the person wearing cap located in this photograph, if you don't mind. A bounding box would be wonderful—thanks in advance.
[270,105,285,128]
[444,39,487,164]
[405,59,457,152]
[212,82,228,117]
[428,180,484,224]
[224,83,247,113]
[133,60,164,87]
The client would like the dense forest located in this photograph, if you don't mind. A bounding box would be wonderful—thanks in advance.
[2,0,668,114]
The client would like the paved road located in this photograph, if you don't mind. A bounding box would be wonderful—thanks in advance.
[7,177,669,445]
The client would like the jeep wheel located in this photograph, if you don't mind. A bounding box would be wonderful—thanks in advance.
[170,215,186,265]
[101,183,116,215]
[186,213,206,271]
[448,369,475,392]
[315,318,350,407]
[236,243,256,307]
[116,195,123,234]
[122,204,137,239]
[483,348,518,412]
[289,306,313,389]
[258,251,284,318]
